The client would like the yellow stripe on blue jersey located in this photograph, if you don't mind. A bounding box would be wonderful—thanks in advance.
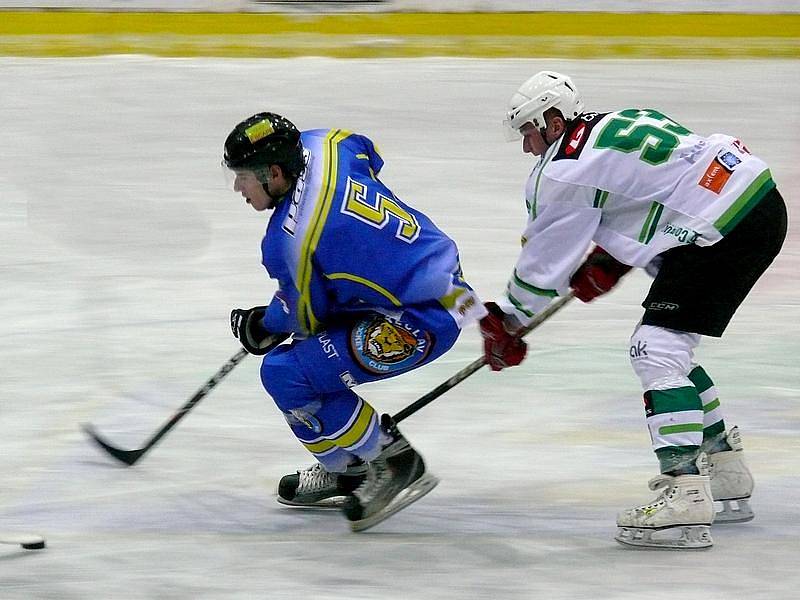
[439,286,466,309]
[325,272,403,306]
[296,129,351,334]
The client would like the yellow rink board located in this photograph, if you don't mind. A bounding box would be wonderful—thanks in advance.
[0,11,798,58]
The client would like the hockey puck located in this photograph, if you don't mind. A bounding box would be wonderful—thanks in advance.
[21,540,46,550]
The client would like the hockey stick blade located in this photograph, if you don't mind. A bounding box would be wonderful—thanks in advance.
[81,346,256,467]
[82,423,146,466]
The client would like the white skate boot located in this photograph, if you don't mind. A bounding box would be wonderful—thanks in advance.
[616,454,714,550]
[708,426,755,523]
[277,462,366,508]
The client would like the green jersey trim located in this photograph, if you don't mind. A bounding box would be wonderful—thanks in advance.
[593,189,609,208]
[714,169,775,236]
[507,292,535,318]
[638,201,664,244]
[530,142,560,219]
[512,270,558,298]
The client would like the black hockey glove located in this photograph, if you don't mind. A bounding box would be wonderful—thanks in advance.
[230,306,289,355]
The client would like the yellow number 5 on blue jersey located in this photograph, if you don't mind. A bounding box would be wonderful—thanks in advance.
[341,177,420,243]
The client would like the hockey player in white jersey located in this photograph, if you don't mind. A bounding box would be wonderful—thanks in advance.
[480,71,787,549]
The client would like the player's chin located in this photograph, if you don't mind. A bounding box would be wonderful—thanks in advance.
[244,197,262,210]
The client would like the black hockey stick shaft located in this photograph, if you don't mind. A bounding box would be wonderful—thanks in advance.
[83,347,250,466]
[392,293,574,424]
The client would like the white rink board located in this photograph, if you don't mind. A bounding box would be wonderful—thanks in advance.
[0,57,798,599]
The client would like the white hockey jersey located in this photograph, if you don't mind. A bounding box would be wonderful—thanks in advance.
[498,108,776,325]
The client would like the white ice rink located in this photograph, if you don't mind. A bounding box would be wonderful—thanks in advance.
[1,57,798,599]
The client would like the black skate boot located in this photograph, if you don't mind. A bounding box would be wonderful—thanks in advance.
[277,461,366,508]
[343,414,439,531]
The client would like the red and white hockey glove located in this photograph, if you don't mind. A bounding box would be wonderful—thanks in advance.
[569,246,632,303]
[479,302,527,372]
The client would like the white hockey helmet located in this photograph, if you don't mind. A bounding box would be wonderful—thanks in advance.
[503,71,584,140]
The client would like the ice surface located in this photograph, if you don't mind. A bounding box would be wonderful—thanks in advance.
[1,57,798,599]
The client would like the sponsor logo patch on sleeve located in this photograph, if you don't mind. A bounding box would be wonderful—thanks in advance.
[698,149,740,194]
[718,151,742,170]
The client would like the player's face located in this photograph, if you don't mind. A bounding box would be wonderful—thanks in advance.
[233,170,277,211]
[519,122,549,156]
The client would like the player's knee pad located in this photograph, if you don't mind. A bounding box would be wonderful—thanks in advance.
[629,324,701,391]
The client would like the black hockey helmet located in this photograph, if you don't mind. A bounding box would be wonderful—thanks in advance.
[223,112,304,179]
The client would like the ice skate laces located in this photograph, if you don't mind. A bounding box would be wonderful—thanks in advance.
[635,474,678,513]
[353,458,392,504]
[297,463,337,493]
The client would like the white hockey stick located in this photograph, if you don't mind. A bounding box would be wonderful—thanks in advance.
[0,533,46,550]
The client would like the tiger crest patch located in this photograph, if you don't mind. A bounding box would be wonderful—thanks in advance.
[350,315,432,374]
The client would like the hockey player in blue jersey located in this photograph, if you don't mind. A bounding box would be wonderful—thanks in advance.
[223,112,486,531]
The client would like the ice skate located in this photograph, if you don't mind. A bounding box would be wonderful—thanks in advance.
[708,426,755,523]
[277,462,366,508]
[343,415,438,532]
[616,454,714,550]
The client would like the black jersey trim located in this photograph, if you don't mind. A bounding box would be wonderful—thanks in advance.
[553,112,609,161]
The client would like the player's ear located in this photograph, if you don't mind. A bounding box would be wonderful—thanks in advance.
[550,115,567,137]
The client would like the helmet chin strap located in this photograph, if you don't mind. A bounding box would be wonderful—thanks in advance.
[262,173,293,207]
[532,115,550,146]
[261,182,282,206]
[260,172,280,205]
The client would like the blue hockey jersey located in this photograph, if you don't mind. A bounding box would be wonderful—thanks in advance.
[259,128,484,336]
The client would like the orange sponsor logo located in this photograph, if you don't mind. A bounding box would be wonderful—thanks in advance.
[698,159,731,194]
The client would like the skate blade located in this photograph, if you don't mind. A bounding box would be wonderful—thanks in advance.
[350,473,439,532]
[615,525,712,550]
[276,496,346,509]
[713,498,754,523]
